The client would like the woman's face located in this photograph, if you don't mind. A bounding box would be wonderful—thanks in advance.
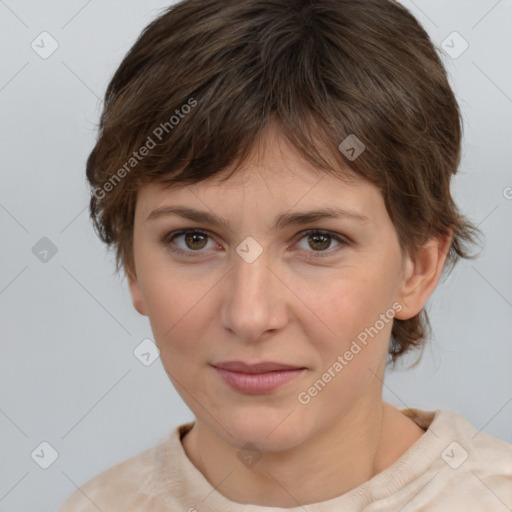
[128,129,414,451]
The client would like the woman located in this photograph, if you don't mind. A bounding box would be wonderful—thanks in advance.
[58,0,512,509]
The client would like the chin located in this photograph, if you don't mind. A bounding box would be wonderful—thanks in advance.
[217,410,309,453]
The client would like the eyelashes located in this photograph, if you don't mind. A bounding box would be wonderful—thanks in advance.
[160,228,349,259]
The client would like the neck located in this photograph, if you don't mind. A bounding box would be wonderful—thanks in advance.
[181,400,422,507]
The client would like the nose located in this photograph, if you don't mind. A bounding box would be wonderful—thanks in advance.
[220,245,288,343]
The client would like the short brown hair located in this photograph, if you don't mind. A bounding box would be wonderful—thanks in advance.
[86,0,483,367]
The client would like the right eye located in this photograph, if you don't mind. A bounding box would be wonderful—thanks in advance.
[161,229,218,257]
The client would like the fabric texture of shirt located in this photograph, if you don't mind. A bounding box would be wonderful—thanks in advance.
[57,408,512,511]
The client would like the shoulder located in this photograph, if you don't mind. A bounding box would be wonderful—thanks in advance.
[460,420,512,501]
[56,425,187,512]
[401,408,512,509]
[57,445,155,511]
[433,408,512,474]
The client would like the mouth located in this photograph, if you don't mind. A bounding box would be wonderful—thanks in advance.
[213,360,305,373]
[211,361,307,394]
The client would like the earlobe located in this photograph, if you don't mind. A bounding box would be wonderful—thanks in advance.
[127,271,148,317]
[395,232,453,321]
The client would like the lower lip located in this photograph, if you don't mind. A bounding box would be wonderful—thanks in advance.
[214,367,306,394]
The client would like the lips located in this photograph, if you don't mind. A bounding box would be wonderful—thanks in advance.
[213,361,305,373]
[212,361,307,394]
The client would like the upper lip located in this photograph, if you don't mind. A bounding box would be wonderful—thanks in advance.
[213,361,305,374]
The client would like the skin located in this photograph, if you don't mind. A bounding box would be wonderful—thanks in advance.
[127,125,452,507]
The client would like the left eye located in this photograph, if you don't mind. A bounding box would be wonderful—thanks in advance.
[161,229,348,258]
[294,230,347,257]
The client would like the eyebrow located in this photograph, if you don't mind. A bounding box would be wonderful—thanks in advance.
[145,205,371,229]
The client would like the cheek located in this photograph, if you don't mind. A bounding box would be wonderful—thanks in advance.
[136,245,211,326]
[306,270,379,324]
[140,272,217,360]
[297,275,395,409]
[302,269,395,357]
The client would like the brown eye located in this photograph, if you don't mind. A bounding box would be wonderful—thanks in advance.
[295,230,348,257]
[162,229,215,257]
[161,228,348,259]
[182,231,208,250]
[308,232,331,251]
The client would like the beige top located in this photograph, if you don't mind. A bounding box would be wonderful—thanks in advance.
[58,408,512,511]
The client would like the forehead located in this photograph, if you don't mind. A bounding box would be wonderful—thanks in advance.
[134,126,386,225]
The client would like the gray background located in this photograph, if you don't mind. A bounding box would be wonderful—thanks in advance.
[0,1,511,511]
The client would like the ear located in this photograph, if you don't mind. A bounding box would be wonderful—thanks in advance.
[127,268,148,317]
[394,231,453,320]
